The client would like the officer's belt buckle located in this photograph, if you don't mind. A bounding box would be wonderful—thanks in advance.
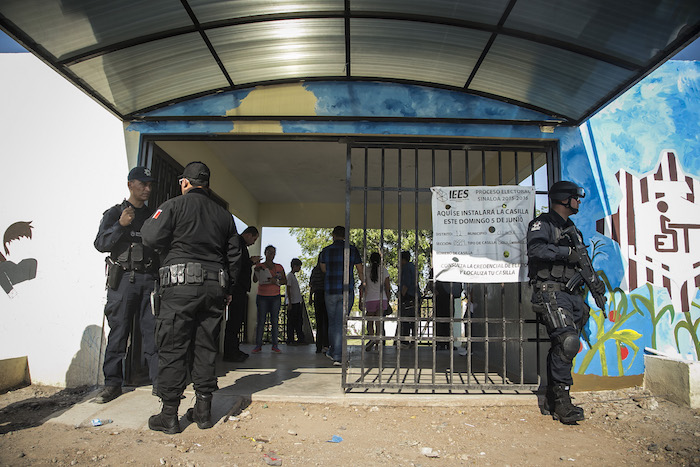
[540,282,563,293]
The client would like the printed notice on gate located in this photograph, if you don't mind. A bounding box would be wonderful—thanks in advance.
[431,186,535,283]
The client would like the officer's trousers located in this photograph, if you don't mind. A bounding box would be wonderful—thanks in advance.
[543,291,587,386]
[103,271,157,386]
[155,281,226,401]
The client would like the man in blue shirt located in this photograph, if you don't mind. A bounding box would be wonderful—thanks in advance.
[399,250,418,348]
[319,226,365,365]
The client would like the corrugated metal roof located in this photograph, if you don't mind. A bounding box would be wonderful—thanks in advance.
[1,0,698,124]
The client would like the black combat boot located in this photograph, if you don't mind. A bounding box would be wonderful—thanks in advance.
[547,384,584,424]
[185,392,213,429]
[148,399,181,434]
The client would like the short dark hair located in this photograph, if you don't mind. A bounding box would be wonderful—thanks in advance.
[332,225,345,238]
[264,244,276,254]
[242,226,259,236]
[291,258,302,268]
[401,250,411,262]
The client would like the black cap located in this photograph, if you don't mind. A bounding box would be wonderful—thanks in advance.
[180,161,210,184]
[128,166,155,182]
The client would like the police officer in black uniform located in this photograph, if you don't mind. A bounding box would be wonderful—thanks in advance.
[93,167,159,404]
[223,226,260,362]
[527,180,603,424]
[142,161,241,434]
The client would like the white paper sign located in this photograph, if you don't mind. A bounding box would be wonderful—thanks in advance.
[431,186,535,283]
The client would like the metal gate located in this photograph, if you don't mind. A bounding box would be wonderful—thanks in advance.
[341,139,555,392]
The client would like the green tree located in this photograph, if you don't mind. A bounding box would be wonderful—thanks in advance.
[289,227,433,297]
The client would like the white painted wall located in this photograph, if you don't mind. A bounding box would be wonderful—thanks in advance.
[0,54,127,386]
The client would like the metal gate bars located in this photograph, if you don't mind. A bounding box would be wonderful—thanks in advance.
[341,139,554,392]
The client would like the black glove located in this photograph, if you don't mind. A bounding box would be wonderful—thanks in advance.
[567,247,580,263]
[592,279,605,296]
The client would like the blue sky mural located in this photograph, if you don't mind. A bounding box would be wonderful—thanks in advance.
[573,60,700,376]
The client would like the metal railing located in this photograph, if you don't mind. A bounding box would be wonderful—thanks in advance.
[341,140,554,392]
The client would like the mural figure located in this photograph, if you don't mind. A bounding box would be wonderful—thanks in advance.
[0,221,37,298]
[594,150,700,360]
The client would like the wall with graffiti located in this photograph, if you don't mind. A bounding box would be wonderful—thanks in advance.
[4,47,696,388]
[0,53,127,386]
[570,60,700,381]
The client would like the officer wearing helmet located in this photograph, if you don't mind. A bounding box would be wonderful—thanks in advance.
[527,180,589,424]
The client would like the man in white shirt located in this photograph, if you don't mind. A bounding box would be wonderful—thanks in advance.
[286,258,305,345]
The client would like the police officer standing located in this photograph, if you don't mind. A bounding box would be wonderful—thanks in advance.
[93,167,159,404]
[223,226,261,362]
[527,181,604,424]
[142,161,241,434]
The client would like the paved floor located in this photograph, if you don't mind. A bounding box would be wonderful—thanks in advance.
[46,344,538,432]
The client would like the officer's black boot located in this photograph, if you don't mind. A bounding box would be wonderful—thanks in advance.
[148,399,181,434]
[549,384,584,424]
[185,392,213,429]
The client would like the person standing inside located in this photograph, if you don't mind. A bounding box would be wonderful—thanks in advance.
[93,167,159,404]
[398,250,418,349]
[527,180,601,425]
[361,252,391,351]
[252,245,286,353]
[285,258,305,345]
[223,226,261,362]
[319,226,364,366]
[141,161,241,434]
[309,259,328,353]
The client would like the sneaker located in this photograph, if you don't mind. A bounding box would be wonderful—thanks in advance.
[251,346,262,353]
[271,346,281,353]
[94,385,122,404]
[332,360,342,366]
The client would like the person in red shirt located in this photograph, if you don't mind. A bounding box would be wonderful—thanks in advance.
[252,245,287,353]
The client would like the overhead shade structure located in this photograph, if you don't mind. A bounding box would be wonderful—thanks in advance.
[1,0,698,124]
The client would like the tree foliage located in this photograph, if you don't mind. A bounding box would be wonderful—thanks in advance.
[288,227,433,296]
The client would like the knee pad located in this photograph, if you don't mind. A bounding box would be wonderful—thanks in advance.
[556,332,580,363]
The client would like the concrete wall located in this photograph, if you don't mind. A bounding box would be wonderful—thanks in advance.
[0,53,127,386]
[644,355,700,409]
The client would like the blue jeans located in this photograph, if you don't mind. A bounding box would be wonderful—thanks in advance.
[255,295,281,346]
[325,293,354,361]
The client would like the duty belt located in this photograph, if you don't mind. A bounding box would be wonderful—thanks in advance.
[159,262,227,288]
[534,282,564,292]
[532,281,580,295]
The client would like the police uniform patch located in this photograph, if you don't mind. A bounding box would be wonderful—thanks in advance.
[531,221,541,231]
[153,209,162,219]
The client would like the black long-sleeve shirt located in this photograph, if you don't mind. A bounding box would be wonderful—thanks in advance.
[141,188,241,290]
[94,200,152,257]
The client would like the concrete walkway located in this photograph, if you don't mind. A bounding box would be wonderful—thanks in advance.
[46,344,537,432]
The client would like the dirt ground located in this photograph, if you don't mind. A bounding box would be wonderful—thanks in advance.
[0,385,699,466]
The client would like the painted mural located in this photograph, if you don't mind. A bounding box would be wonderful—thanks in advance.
[573,61,700,377]
[0,221,37,298]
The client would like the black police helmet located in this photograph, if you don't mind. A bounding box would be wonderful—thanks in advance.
[549,181,585,201]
